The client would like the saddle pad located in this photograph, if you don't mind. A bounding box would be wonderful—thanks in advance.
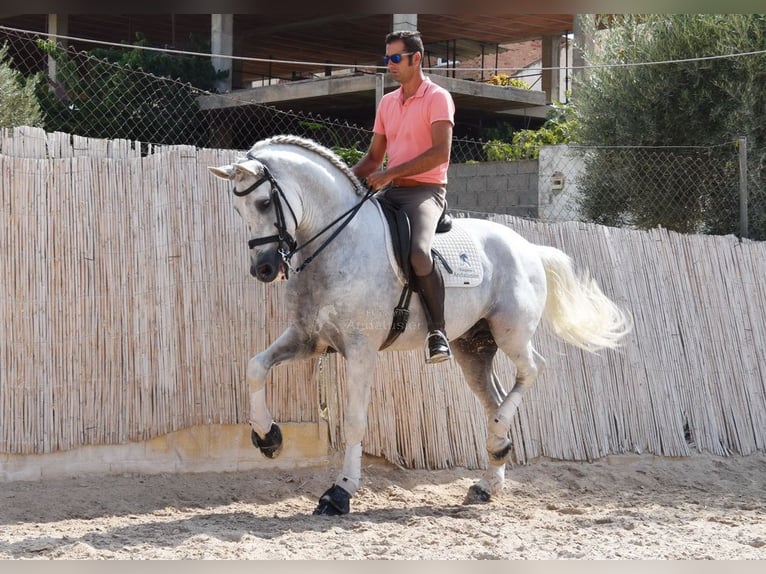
[374,202,483,289]
[433,221,484,288]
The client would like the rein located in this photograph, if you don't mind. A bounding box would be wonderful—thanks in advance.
[237,155,375,276]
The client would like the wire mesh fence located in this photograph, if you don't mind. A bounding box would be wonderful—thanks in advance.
[1,24,765,239]
[539,142,765,240]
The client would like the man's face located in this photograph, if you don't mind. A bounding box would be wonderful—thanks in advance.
[385,40,418,84]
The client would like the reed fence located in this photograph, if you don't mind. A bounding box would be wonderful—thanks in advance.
[1,126,764,469]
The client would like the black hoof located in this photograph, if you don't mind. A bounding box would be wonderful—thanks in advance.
[313,484,351,516]
[463,483,492,505]
[251,423,283,459]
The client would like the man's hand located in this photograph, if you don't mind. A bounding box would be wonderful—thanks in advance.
[365,170,393,191]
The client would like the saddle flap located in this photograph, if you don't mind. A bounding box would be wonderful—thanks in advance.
[377,196,412,279]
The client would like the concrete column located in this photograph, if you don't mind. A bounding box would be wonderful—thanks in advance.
[541,34,561,104]
[392,14,418,32]
[47,14,68,84]
[211,14,233,93]
[572,14,596,97]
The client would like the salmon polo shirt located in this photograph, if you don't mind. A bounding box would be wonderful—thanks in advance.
[373,77,455,185]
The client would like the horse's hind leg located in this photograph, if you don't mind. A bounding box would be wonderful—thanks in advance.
[451,322,509,503]
[453,319,546,504]
[487,327,545,466]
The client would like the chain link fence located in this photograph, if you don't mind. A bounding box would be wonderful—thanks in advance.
[2,25,764,239]
[539,142,765,240]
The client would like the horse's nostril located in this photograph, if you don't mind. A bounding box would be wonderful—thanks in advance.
[257,264,273,277]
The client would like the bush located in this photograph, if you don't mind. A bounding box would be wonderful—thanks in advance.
[486,73,531,90]
[482,99,578,160]
[0,43,44,128]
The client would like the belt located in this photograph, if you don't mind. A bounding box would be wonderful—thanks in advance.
[390,178,439,187]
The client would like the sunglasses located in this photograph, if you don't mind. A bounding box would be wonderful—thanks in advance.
[383,52,415,65]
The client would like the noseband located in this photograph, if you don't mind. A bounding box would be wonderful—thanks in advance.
[234,155,375,276]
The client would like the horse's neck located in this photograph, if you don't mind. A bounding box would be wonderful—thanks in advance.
[293,175,367,241]
[293,192,382,269]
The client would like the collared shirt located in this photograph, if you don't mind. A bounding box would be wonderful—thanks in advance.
[373,77,455,185]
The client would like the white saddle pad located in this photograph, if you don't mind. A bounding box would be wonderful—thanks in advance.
[376,203,484,288]
[433,220,484,288]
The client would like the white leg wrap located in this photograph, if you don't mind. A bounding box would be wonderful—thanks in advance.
[248,388,273,437]
[488,411,513,439]
[335,442,363,495]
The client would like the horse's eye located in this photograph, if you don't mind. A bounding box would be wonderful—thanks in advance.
[256,197,272,211]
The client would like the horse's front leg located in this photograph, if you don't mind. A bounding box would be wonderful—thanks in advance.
[247,325,319,458]
[313,340,377,516]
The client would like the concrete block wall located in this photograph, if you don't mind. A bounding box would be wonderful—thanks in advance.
[447,159,539,217]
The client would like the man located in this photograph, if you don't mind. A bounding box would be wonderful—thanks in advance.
[352,30,455,364]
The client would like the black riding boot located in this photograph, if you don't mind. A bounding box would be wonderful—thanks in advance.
[415,263,452,364]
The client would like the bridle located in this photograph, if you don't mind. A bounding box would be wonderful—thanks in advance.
[233,155,375,277]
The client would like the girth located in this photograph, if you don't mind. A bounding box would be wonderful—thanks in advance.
[376,197,453,350]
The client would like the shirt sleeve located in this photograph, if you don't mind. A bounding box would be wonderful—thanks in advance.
[429,87,455,126]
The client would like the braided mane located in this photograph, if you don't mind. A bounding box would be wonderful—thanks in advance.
[247,135,366,196]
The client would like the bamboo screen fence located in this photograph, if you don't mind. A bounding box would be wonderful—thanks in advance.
[1,126,765,469]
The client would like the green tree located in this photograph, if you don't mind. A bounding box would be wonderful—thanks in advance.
[0,43,43,128]
[575,14,766,239]
[35,34,227,147]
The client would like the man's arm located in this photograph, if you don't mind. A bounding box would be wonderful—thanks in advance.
[365,120,452,190]
[351,132,387,180]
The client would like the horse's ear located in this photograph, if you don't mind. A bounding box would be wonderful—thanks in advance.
[208,165,236,180]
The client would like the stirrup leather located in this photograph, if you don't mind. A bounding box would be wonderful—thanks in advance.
[424,330,452,364]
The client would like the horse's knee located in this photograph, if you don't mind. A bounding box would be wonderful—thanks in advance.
[246,354,269,384]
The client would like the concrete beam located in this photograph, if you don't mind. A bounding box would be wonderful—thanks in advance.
[46,14,68,84]
[541,34,561,104]
[572,14,596,96]
[211,14,233,93]
[197,73,547,112]
[392,14,418,32]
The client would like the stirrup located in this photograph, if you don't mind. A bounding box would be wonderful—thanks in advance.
[424,330,452,364]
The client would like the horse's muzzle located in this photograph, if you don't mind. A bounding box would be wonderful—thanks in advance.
[251,251,285,282]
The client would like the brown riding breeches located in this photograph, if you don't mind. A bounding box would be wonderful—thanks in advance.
[378,184,447,277]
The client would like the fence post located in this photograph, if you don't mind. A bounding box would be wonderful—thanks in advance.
[739,136,748,239]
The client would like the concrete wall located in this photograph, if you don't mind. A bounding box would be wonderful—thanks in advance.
[537,144,585,222]
[447,159,539,217]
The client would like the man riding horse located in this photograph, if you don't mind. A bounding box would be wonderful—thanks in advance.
[351,30,455,364]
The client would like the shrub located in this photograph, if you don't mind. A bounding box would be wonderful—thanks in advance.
[0,43,44,128]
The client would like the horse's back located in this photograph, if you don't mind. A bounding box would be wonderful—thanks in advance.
[450,216,541,266]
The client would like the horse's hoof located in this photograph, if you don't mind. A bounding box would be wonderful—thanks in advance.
[312,484,351,516]
[463,483,492,505]
[251,423,283,458]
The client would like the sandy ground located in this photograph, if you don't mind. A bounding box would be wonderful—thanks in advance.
[1,452,765,560]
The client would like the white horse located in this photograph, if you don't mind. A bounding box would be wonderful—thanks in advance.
[208,135,632,515]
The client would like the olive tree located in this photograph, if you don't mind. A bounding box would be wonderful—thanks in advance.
[0,43,43,128]
[575,14,766,239]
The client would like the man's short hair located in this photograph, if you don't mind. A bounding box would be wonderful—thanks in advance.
[385,30,424,57]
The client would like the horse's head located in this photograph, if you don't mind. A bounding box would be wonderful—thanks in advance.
[208,158,300,283]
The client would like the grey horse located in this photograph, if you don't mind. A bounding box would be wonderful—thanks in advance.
[208,135,632,515]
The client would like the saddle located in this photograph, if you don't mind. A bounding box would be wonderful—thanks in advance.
[376,196,453,350]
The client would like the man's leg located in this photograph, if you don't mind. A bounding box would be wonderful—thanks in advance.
[414,261,452,363]
[401,185,452,364]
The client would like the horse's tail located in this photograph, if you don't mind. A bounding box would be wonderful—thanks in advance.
[536,245,633,353]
